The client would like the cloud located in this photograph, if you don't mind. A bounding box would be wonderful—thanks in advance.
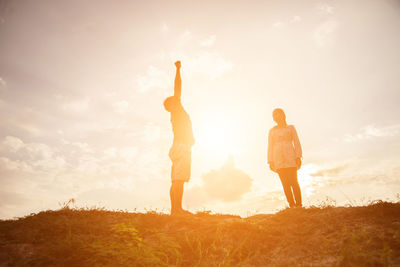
[0,136,66,172]
[2,136,24,153]
[200,35,216,47]
[314,20,339,47]
[317,3,335,14]
[141,123,161,143]
[119,147,139,163]
[61,98,90,113]
[186,51,233,79]
[344,124,400,142]
[160,22,168,34]
[201,156,253,202]
[296,159,400,208]
[290,16,302,23]
[178,30,193,47]
[310,165,348,177]
[0,156,31,172]
[112,100,129,114]
[273,21,284,28]
[136,66,169,93]
[165,30,232,80]
[272,15,301,28]
[0,77,6,88]
[0,130,172,219]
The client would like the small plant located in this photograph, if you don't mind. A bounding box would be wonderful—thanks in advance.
[58,198,75,210]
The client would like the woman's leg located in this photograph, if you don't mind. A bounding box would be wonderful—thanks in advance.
[278,168,296,208]
[287,168,302,207]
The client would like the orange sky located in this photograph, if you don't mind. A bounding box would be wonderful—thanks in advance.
[0,0,400,219]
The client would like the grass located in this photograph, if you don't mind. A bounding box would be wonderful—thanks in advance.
[1,201,400,266]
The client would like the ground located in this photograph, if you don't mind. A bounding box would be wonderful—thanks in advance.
[1,201,400,266]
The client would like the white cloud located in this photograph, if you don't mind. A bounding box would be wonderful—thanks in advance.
[165,30,232,80]
[317,3,335,14]
[314,20,339,46]
[344,124,400,142]
[0,136,67,173]
[141,123,161,143]
[309,165,348,177]
[2,136,24,153]
[273,21,284,28]
[273,16,301,28]
[160,22,168,34]
[112,100,129,114]
[103,147,117,159]
[0,77,6,88]
[186,51,233,79]
[61,139,93,153]
[0,156,28,172]
[200,35,216,47]
[16,123,43,136]
[178,30,193,47]
[290,16,302,23]
[187,157,253,203]
[61,98,90,112]
[136,66,169,93]
[119,147,139,162]
[24,142,54,160]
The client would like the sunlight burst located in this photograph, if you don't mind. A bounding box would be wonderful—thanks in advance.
[195,109,243,159]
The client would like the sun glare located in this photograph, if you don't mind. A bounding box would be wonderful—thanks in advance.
[298,164,319,197]
[195,109,243,159]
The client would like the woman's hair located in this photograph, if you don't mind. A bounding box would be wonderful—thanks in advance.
[272,108,286,125]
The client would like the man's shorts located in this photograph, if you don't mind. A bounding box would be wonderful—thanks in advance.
[169,142,192,182]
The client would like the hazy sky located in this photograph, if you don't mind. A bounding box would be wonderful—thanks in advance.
[1,0,400,219]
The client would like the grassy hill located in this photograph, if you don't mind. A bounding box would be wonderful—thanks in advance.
[1,201,400,266]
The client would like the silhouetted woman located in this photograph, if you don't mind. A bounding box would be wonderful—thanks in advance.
[268,108,302,208]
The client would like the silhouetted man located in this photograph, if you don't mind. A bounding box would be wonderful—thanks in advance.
[164,61,195,215]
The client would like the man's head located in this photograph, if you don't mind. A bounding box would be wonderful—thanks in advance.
[163,96,180,112]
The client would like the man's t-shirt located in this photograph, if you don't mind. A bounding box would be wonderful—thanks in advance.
[170,104,195,146]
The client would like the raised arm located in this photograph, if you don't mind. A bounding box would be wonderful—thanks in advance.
[174,61,181,99]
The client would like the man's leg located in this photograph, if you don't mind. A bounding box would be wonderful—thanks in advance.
[278,169,296,208]
[170,182,176,214]
[170,148,191,215]
[175,180,184,211]
[170,164,178,214]
[170,180,184,215]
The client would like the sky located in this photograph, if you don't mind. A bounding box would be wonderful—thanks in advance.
[0,0,400,219]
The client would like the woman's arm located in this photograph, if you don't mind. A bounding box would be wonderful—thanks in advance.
[291,125,302,169]
[267,129,276,172]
